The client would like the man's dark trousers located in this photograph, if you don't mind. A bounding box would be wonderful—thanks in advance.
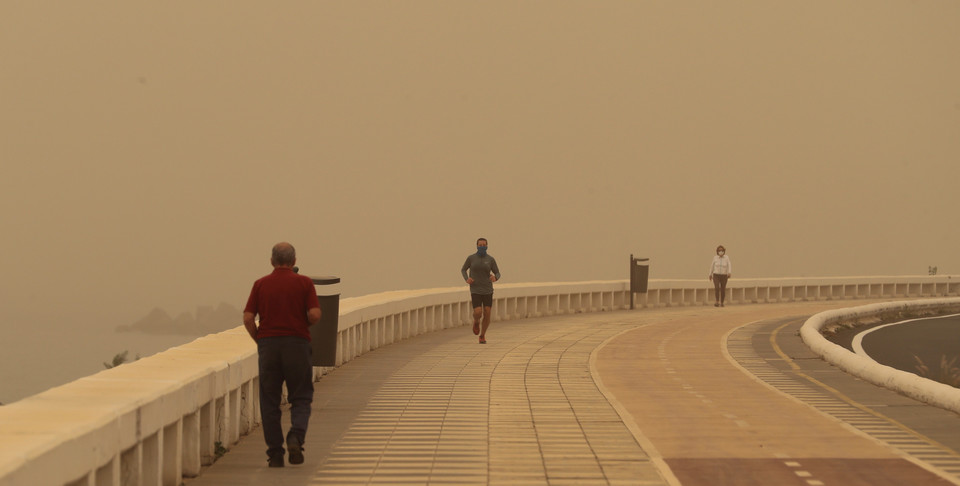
[257,336,314,458]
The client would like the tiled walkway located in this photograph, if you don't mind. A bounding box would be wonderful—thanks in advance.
[187,312,663,485]
[185,302,960,486]
[313,317,657,485]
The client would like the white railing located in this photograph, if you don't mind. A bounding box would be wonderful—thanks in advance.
[334,276,960,366]
[2,276,957,486]
[801,297,960,414]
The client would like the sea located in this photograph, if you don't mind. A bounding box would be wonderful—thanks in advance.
[1,325,203,405]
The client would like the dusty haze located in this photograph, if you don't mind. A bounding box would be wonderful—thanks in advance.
[2,1,958,402]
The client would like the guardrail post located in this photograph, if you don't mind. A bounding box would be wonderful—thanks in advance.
[182,411,201,477]
[162,420,182,485]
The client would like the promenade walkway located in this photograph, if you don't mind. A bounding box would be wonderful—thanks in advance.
[184,301,960,485]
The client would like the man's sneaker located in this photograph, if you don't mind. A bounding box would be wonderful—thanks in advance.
[268,455,284,468]
[479,337,486,344]
[287,436,304,465]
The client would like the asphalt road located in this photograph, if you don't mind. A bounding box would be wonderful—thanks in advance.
[856,314,960,380]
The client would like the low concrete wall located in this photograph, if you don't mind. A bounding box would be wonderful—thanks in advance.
[2,275,957,485]
[800,297,960,415]
[0,331,258,486]
[333,276,960,366]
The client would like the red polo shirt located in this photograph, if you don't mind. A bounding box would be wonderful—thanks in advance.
[244,267,320,341]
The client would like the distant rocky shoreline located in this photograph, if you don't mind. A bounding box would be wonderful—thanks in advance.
[116,303,241,336]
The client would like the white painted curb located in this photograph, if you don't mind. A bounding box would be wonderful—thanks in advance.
[800,298,960,414]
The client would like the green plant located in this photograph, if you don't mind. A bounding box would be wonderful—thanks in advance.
[214,441,228,459]
[102,351,141,369]
[914,355,960,388]
[103,351,129,369]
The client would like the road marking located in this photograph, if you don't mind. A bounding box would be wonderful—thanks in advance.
[851,313,960,358]
[591,324,687,486]
[725,317,960,485]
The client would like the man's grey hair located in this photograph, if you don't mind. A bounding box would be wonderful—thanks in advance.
[271,242,297,266]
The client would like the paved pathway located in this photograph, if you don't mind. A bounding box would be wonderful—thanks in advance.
[185,301,960,485]
[598,302,960,485]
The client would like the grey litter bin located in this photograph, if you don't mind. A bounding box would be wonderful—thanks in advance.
[309,275,340,366]
[630,255,649,310]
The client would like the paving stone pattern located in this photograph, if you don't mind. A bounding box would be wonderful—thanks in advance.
[310,315,664,485]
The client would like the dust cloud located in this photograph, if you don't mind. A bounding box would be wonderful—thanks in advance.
[2,1,958,402]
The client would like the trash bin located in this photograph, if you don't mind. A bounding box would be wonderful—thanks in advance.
[630,255,649,309]
[309,275,340,366]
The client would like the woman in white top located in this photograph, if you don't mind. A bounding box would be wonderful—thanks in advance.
[709,245,732,307]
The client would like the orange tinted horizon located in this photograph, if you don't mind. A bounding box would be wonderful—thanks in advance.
[1,1,957,337]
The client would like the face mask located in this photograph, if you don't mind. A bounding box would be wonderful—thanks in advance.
[477,246,487,256]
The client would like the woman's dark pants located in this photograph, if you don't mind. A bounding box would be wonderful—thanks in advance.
[713,273,729,304]
[257,336,314,458]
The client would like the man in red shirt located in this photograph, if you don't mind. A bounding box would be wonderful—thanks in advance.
[244,242,321,468]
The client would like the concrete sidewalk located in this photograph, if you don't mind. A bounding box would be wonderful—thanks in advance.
[185,301,960,485]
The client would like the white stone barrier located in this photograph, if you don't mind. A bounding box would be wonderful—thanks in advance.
[1,275,958,485]
[800,297,960,415]
[0,330,258,486]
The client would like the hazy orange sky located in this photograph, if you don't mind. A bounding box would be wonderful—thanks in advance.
[2,1,958,346]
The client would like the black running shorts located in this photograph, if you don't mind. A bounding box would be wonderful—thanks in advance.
[471,293,493,309]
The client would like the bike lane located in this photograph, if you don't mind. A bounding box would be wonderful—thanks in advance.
[594,301,956,486]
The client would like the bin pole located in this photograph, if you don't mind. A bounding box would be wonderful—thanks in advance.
[630,254,635,310]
